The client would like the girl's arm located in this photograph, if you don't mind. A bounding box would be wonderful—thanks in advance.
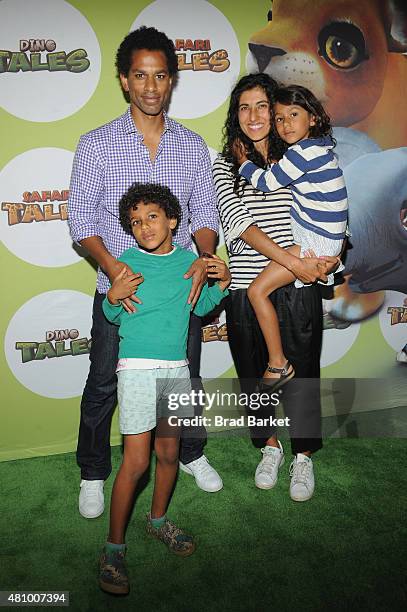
[239,145,308,192]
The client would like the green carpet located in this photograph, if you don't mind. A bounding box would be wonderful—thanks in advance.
[1,438,406,612]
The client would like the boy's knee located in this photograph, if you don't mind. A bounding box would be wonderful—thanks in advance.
[156,443,179,465]
[124,457,149,479]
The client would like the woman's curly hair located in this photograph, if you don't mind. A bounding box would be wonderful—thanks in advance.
[119,182,181,235]
[221,73,286,194]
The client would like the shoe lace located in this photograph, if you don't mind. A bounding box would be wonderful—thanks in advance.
[194,457,214,477]
[258,448,278,473]
[289,460,311,484]
[163,520,190,543]
[84,481,102,498]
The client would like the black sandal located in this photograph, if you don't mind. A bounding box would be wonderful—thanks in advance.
[259,361,295,392]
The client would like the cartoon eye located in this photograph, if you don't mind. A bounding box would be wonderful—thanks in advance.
[267,1,273,21]
[318,22,368,69]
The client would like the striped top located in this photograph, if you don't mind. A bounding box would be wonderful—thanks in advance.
[213,156,293,290]
[240,136,348,241]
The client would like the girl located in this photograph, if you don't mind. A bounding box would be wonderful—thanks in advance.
[236,84,347,388]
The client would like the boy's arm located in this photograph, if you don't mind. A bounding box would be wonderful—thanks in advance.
[239,145,308,192]
[193,255,230,317]
[102,296,123,325]
[102,266,144,323]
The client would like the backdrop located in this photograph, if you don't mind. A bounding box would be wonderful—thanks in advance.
[1,0,406,461]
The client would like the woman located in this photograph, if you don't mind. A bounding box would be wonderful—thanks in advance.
[213,73,339,501]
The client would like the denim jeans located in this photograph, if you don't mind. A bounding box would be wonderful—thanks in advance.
[76,291,205,480]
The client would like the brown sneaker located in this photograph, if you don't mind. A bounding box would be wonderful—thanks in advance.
[146,513,196,557]
[99,546,129,595]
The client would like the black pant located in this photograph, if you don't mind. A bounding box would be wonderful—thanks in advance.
[225,284,323,455]
[76,292,205,480]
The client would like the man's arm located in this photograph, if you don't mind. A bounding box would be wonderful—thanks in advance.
[185,140,219,306]
[68,136,142,312]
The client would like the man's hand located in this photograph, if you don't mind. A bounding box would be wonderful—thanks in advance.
[232,138,248,166]
[204,254,231,291]
[184,257,208,307]
[106,263,144,314]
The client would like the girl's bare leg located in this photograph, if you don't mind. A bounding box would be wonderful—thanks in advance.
[108,431,151,544]
[151,420,181,518]
[247,245,300,379]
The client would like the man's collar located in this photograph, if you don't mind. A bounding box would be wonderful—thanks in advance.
[122,107,178,136]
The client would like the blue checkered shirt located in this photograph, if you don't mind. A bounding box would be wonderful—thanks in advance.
[68,108,219,293]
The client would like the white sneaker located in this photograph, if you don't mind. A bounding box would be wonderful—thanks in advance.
[79,479,104,518]
[289,454,315,502]
[255,442,285,489]
[179,455,223,492]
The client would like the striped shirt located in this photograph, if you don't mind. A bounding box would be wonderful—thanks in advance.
[213,156,293,290]
[240,136,348,242]
[68,108,219,293]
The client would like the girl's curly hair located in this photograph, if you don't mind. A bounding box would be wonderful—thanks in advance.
[273,85,334,148]
[221,73,286,194]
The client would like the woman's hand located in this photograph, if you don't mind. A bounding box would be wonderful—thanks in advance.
[290,257,329,284]
[319,255,342,275]
[107,266,144,312]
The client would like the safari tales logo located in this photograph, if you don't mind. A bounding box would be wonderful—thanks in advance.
[174,38,230,72]
[2,188,69,225]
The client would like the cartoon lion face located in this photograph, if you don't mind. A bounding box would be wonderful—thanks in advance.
[247,0,407,127]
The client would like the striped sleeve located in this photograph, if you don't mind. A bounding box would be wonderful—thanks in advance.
[239,146,310,193]
[213,156,255,254]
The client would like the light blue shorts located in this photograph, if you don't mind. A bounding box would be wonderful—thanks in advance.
[291,217,344,288]
[117,365,193,435]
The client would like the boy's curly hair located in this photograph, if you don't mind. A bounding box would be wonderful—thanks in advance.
[116,26,178,77]
[119,182,181,235]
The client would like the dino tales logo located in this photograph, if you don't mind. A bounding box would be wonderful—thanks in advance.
[2,189,69,225]
[16,329,91,363]
[174,39,230,72]
[0,39,90,73]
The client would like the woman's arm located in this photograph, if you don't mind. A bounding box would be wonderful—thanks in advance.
[213,156,331,283]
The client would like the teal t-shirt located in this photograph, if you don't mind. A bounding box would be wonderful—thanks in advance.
[102,245,228,361]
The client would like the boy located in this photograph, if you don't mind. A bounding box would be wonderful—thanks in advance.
[99,182,230,595]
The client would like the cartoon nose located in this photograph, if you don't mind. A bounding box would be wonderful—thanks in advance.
[249,43,286,72]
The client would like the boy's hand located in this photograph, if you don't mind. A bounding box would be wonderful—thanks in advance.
[104,258,143,313]
[107,266,144,310]
[232,138,248,166]
[204,254,231,290]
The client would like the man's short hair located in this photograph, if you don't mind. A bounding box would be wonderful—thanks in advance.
[119,182,181,235]
[116,26,178,77]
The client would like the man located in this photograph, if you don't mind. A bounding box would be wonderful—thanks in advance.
[68,26,222,519]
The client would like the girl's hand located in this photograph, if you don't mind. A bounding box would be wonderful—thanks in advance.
[204,254,231,290]
[232,139,248,166]
[303,249,316,258]
[107,266,144,307]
